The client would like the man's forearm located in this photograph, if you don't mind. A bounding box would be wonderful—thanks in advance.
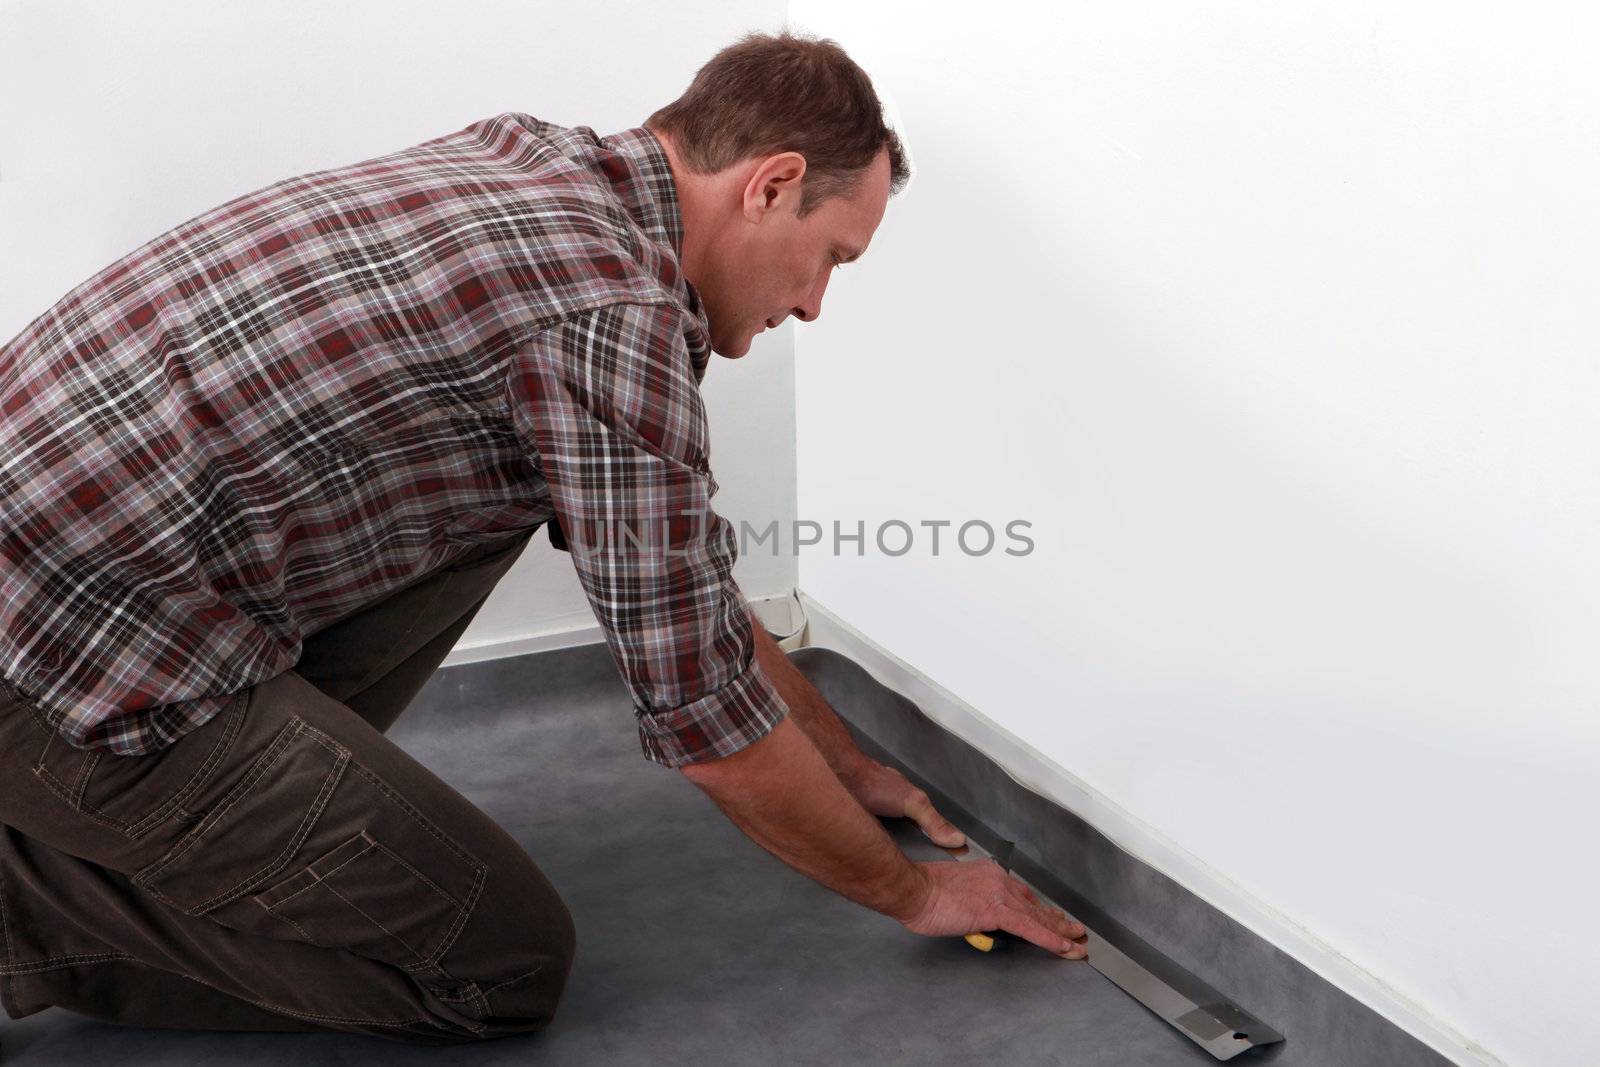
[746,605,874,787]
[679,713,930,922]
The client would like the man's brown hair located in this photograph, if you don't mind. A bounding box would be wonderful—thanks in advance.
[646,29,912,219]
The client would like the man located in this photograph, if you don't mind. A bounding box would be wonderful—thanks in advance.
[0,30,1085,1044]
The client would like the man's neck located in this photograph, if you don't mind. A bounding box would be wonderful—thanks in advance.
[644,126,728,292]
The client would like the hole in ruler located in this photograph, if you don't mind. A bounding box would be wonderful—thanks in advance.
[1232,1032,1249,1040]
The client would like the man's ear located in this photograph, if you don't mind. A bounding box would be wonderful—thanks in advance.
[743,152,807,220]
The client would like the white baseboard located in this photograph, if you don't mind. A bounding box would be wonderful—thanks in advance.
[441,614,605,667]
[795,589,1499,1067]
[439,591,806,669]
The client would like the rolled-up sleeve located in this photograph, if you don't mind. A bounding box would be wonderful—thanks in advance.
[505,301,789,767]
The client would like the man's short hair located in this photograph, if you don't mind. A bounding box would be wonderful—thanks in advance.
[646,29,912,218]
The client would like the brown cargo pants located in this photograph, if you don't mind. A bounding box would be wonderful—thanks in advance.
[0,528,576,1044]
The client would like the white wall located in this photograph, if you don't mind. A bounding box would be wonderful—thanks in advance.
[8,2,1595,1060]
[791,3,1597,1065]
[0,0,798,652]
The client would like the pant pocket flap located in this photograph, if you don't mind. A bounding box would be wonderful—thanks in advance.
[251,825,474,972]
[253,830,377,910]
[134,719,349,915]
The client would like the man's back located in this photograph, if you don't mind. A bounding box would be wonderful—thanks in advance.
[0,112,710,754]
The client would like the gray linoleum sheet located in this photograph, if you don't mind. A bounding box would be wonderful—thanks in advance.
[1,642,1236,1064]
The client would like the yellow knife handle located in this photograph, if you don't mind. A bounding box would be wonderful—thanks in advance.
[964,932,996,952]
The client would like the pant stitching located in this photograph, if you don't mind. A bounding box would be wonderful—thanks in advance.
[264,907,314,943]
[26,709,129,831]
[467,981,494,1021]
[273,834,470,963]
[429,976,493,1023]
[300,735,483,876]
[119,722,485,1001]
[117,688,250,839]
[31,703,57,764]
[311,748,487,968]
[430,858,485,968]
[38,687,240,838]
[186,743,348,914]
[72,749,99,807]
[258,838,377,910]
[133,718,301,889]
[0,697,492,1038]
[322,881,427,969]
[170,970,434,1029]
[367,836,468,910]
[0,952,138,975]
[29,763,127,834]
[329,752,484,874]
[0,858,14,1019]
[0,854,12,968]
[2,949,436,1030]
[3,940,444,1030]
[480,965,546,997]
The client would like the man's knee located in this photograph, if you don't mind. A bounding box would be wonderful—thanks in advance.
[418,864,578,1039]
[476,895,577,1028]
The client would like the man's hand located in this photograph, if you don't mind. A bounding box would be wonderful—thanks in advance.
[684,610,1087,961]
[840,760,967,849]
[901,858,1089,959]
[679,716,934,923]
[678,716,1088,961]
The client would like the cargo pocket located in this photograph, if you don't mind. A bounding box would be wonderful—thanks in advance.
[133,716,348,916]
[130,699,493,1025]
[251,828,473,974]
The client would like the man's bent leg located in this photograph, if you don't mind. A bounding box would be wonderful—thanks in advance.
[294,530,533,734]
[0,656,574,1043]
[0,827,368,1035]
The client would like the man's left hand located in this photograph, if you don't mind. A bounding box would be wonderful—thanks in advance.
[842,759,967,848]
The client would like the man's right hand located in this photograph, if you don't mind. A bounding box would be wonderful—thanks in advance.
[900,858,1089,959]
[680,710,1087,960]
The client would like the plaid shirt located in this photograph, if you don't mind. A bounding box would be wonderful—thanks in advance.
[0,113,788,767]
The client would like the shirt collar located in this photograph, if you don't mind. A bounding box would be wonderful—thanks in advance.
[598,125,712,380]
[599,125,685,260]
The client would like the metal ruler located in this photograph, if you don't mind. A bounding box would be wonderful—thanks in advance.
[903,830,1285,1061]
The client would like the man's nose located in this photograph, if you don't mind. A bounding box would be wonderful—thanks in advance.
[792,271,831,323]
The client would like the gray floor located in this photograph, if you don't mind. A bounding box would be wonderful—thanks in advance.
[1,643,1236,1064]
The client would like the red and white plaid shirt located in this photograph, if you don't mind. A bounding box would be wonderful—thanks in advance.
[0,113,788,766]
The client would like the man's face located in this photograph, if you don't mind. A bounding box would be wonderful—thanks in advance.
[697,148,891,358]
